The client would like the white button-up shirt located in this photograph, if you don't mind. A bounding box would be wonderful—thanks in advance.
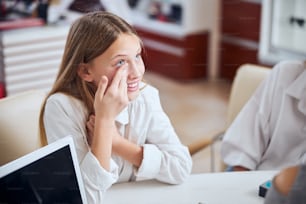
[221,60,306,170]
[44,84,192,203]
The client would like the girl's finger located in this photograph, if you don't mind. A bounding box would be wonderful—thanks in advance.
[119,68,127,95]
[89,115,95,126]
[109,66,127,90]
[96,76,108,100]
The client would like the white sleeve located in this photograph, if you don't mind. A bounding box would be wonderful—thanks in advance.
[43,95,118,203]
[134,87,192,184]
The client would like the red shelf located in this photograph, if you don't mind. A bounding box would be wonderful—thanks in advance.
[0,18,45,31]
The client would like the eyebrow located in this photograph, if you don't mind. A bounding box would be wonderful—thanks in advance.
[110,47,142,60]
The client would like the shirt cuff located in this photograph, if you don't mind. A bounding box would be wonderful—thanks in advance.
[81,151,119,190]
[135,144,162,179]
[222,145,257,170]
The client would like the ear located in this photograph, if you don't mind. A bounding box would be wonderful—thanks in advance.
[77,63,93,82]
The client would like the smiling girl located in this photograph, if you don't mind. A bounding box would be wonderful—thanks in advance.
[39,11,192,203]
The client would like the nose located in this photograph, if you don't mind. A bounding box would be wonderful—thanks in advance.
[128,60,143,78]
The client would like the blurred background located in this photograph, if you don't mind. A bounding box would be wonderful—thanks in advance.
[0,0,305,172]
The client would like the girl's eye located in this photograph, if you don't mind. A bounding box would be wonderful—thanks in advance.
[115,59,126,67]
[136,53,142,60]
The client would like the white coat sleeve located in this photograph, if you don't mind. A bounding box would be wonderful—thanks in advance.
[221,65,281,170]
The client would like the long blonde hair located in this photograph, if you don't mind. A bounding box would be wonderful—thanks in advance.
[39,11,140,146]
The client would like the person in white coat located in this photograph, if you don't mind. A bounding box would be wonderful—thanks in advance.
[39,11,192,203]
[221,60,306,171]
[264,164,306,204]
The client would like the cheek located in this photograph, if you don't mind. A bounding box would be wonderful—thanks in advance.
[139,61,145,74]
[107,70,117,83]
[93,69,116,86]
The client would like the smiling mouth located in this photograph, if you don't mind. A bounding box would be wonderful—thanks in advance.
[127,81,139,91]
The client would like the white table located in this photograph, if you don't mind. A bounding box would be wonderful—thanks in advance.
[104,171,277,204]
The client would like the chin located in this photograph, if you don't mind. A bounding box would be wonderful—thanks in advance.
[128,91,140,101]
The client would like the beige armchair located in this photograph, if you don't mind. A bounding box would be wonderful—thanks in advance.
[0,90,46,166]
[188,64,271,171]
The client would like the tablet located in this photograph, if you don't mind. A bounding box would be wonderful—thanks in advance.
[0,136,88,204]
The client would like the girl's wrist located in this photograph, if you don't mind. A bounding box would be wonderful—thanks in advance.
[112,134,123,150]
[95,116,115,127]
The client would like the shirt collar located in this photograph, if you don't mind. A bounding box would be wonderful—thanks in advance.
[286,69,306,99]
[286,69,306,115]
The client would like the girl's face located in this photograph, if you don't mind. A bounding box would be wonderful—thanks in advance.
[85,33,145,101]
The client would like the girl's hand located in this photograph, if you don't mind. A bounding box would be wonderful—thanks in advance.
[86,113,123,147]
[86,114,95,146]
[94,67,129,120]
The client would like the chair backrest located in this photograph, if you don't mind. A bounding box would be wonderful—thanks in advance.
[226,64,271,128]
[0,90,46,166]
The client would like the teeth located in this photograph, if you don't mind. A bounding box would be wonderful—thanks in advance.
[128,82,138,88]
